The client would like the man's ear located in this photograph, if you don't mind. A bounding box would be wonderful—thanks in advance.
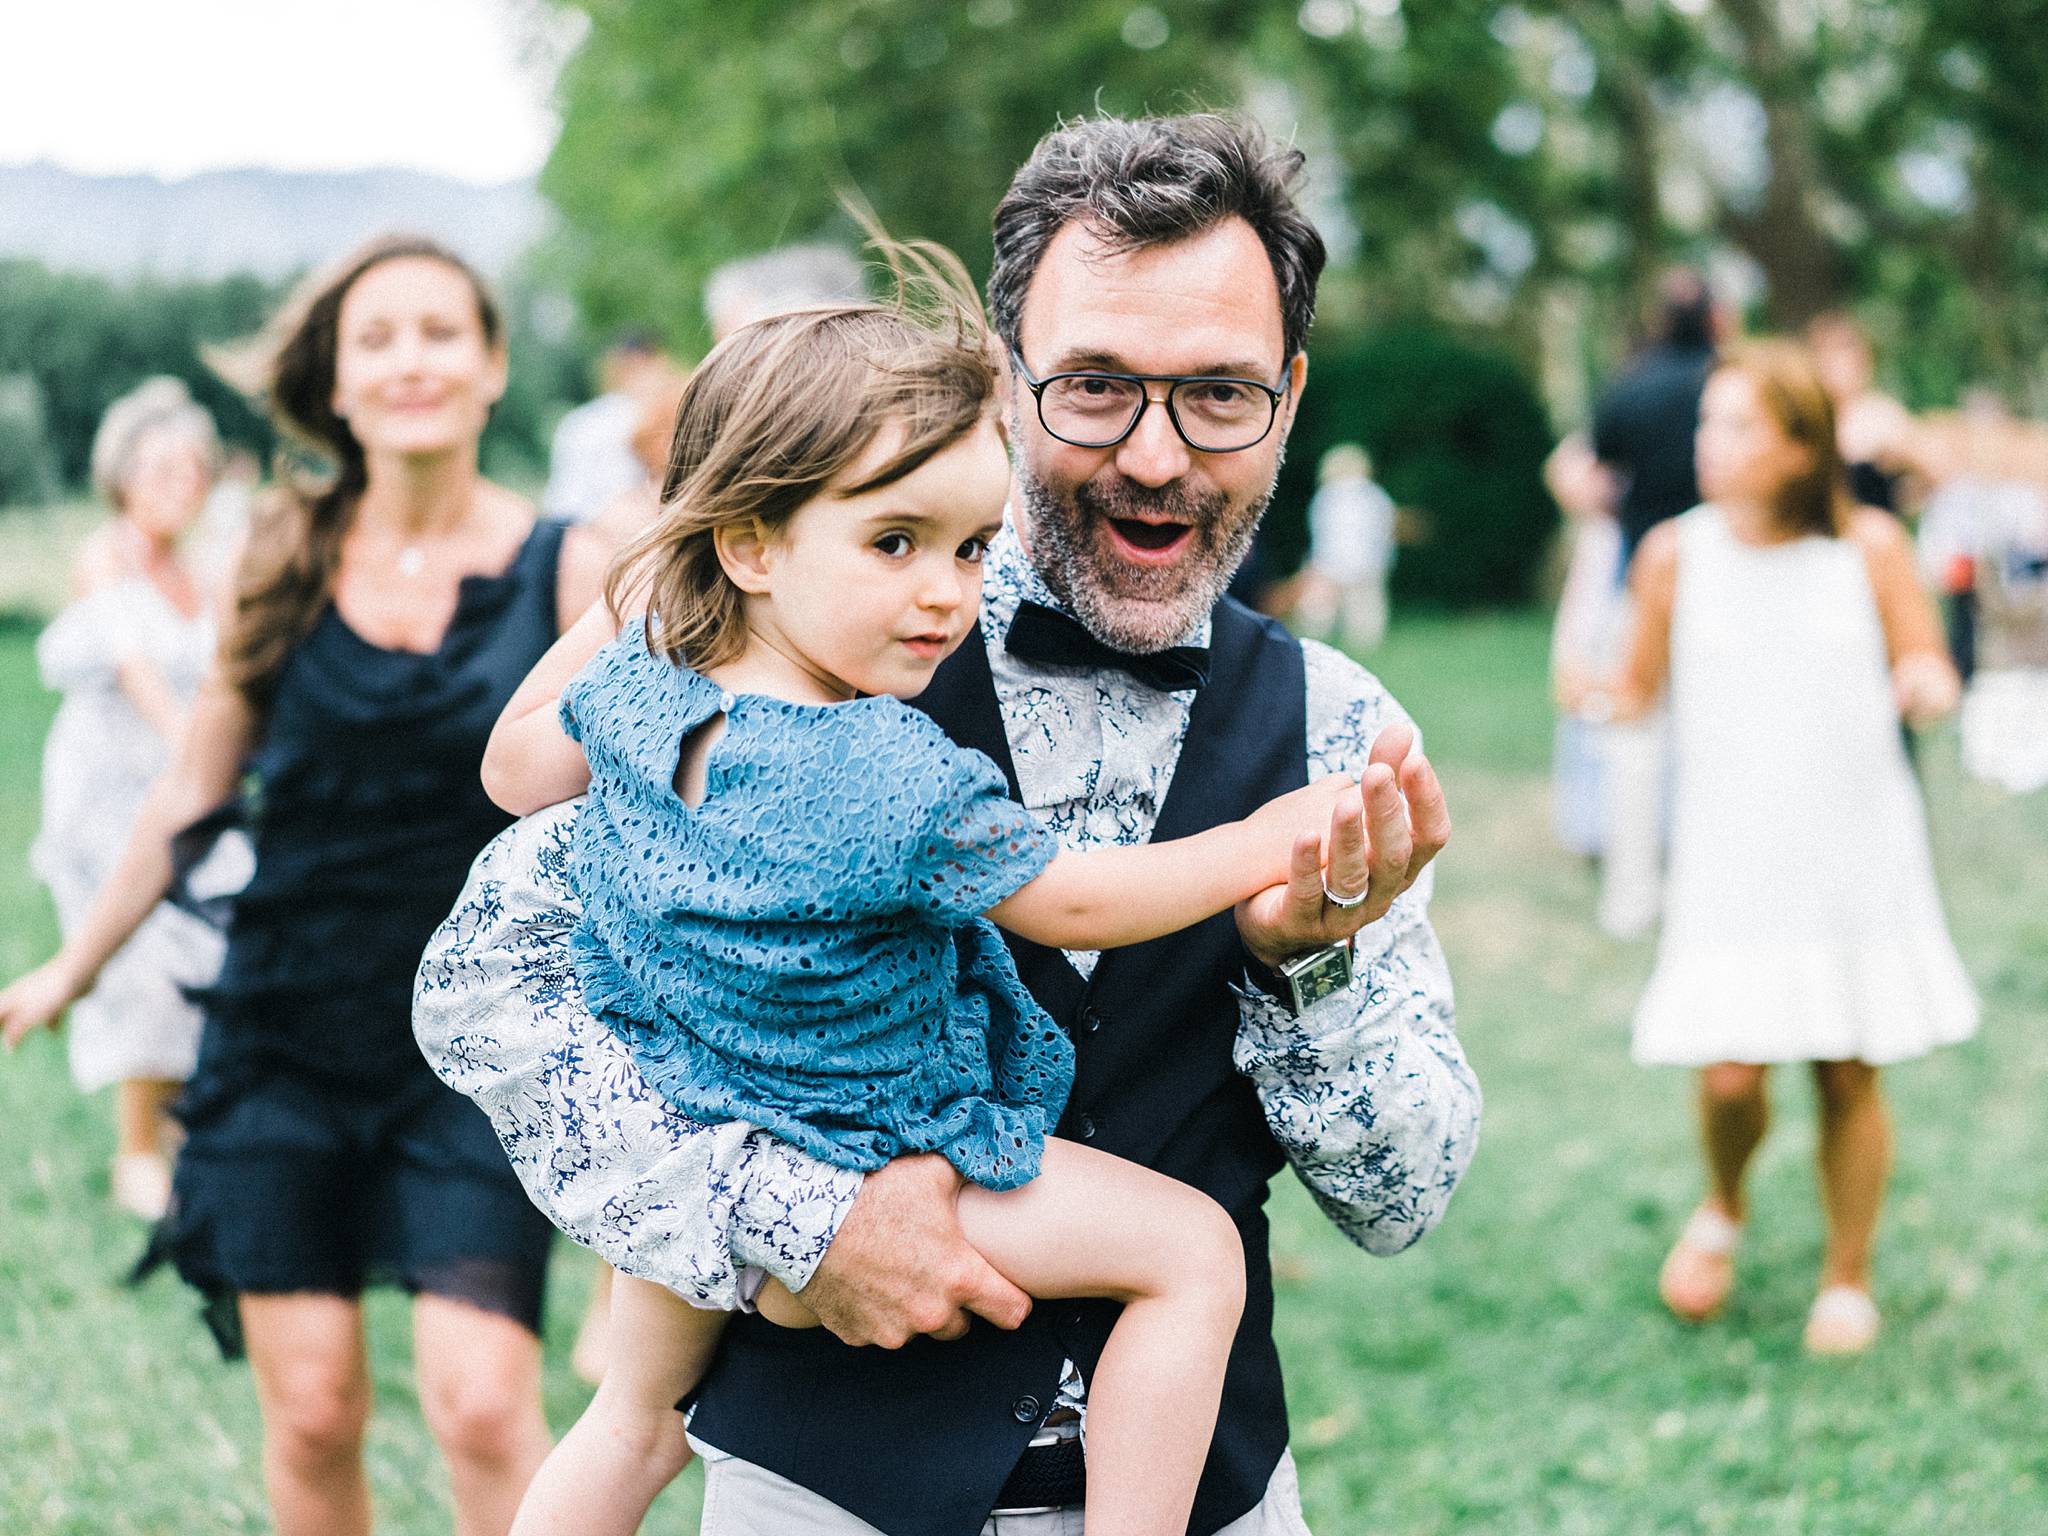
[713,519,778,595]
[1274,352,1309,445]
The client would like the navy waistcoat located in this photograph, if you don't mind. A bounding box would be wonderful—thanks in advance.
[687,595,1309,1536]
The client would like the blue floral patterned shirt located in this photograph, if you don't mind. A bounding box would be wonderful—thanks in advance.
[416,525,1480,1313]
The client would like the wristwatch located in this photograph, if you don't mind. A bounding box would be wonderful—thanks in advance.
[1245,937,1355,1016]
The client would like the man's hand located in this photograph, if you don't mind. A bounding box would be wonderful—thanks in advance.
[1236,721,1450,968]
[796,1154,1031,1348]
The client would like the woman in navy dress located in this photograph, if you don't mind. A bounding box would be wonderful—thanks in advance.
[1,234,631,1535]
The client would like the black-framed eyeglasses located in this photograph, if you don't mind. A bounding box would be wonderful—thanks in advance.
[1009,349,1290,454]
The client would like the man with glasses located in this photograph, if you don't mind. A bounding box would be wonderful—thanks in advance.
[428,112,1476,1535]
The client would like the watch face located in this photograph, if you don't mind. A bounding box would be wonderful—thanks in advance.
[1281,943,1354,1012]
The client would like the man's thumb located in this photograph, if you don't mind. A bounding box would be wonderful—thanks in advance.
[960,1254,1032,1331]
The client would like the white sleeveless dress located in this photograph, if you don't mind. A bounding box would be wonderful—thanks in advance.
[1631,507,1979,1066]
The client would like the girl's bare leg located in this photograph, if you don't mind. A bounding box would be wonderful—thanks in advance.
[1699,1061,1770,1222]
[240,1292,374,1536]
[1812,1060,1890,1290]
[510,1275,725,1536]
[572,1260,615,1384]
[413,1294,554,1536]
[955,1139,1245,1536]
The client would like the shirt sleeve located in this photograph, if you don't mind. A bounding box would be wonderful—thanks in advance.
[1233,640,1482,1255]
[35,585,148,692]
[413,802,863,1308]
[903,736,1058,925]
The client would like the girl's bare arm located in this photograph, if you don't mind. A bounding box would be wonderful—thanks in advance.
[985,774,1358,952]
[480,597,621,815]
[1852,508,1960,724]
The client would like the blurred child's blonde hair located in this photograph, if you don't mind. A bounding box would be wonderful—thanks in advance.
[606,235,998,669]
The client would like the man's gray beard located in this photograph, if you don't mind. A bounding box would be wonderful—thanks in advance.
[1013,463,1271,654]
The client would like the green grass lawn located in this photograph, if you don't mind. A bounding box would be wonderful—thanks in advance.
[2,595,2044,1534]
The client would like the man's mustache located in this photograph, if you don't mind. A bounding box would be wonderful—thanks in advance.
[1072,475,1231,530]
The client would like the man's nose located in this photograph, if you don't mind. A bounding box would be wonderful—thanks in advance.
[1114,391,1193,488]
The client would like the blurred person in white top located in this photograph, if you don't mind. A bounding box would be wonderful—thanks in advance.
[1292,442,1396,653]
[541,330,669,523]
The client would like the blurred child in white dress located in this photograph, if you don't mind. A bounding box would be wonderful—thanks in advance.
[31,379,228,1219]
[1600,341,1977,1355]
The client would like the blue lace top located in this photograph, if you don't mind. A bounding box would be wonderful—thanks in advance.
[560,620,1072,1190]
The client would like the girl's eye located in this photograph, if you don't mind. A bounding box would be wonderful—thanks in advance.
[875,532,913,557]
[957,537,989,564]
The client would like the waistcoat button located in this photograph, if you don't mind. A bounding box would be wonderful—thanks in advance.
[1012,1395,1042,1424]
[1079,1004,1103,1033]
[1077,1114,1097,1140]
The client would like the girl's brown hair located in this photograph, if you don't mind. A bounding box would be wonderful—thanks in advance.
[1714,338,1852,539]
[210,234,502,708]
[607,237,998,669]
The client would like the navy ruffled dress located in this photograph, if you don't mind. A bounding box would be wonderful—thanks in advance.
[145,521,564,1355]
[564,620,1073,1192]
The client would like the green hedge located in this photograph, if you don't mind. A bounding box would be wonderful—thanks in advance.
[1274,323,1557,608]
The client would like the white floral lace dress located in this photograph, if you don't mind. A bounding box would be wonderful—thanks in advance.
[32,578,222,1091]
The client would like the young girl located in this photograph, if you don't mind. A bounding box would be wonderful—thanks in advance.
[1605,339,1978,1355]
[422,249,1361,1536]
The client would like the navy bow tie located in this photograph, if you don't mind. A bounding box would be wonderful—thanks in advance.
[1003,600,1211,693]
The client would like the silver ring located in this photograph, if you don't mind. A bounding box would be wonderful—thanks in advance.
[1321,878,1369,910]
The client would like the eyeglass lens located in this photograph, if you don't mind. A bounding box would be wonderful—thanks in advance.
[1037,374,1275,451]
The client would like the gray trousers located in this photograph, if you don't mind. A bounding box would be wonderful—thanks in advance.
[692,1437,1314,1535]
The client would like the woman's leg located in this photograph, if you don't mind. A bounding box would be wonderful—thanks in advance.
[115,1076,181,1156]
[954,1139,1245,1536]
[413,1294,555,1536]
[1812,1060,1890,1291]
[510,1275,721,1536]
[240,1292,374,1536]
[1699,1062,1770,1221]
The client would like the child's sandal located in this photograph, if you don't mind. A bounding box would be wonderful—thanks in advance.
[1658,1205,1740,1322]
[1803,1285,1880,1356]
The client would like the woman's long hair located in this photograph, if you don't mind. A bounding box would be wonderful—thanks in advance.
[209,234,501,709]
[1715,338,1853,539]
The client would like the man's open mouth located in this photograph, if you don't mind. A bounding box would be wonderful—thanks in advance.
[1107,517,1193,553]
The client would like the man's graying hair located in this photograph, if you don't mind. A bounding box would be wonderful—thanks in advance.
[989,113,1327,364]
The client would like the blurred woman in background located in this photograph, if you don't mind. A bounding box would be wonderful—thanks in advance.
[31,377,225,1220]
[2,234,628,1535]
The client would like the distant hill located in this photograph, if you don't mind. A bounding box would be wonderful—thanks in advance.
[0,161,547,280]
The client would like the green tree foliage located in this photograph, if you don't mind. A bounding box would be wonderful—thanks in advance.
[0,261,276,488]
[0,375,59,507]
[535,0,2048,413]
[0,259,589,495]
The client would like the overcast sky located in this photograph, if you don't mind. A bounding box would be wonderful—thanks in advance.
[0,0,565,183]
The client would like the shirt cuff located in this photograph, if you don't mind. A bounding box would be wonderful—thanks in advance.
[727,1137,866,1295]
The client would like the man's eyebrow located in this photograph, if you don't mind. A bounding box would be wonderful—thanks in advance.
[1045,348,1279,381]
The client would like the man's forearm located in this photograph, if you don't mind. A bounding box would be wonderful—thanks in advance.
[415,805,863,1308]
[1236,891,1480,1255]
